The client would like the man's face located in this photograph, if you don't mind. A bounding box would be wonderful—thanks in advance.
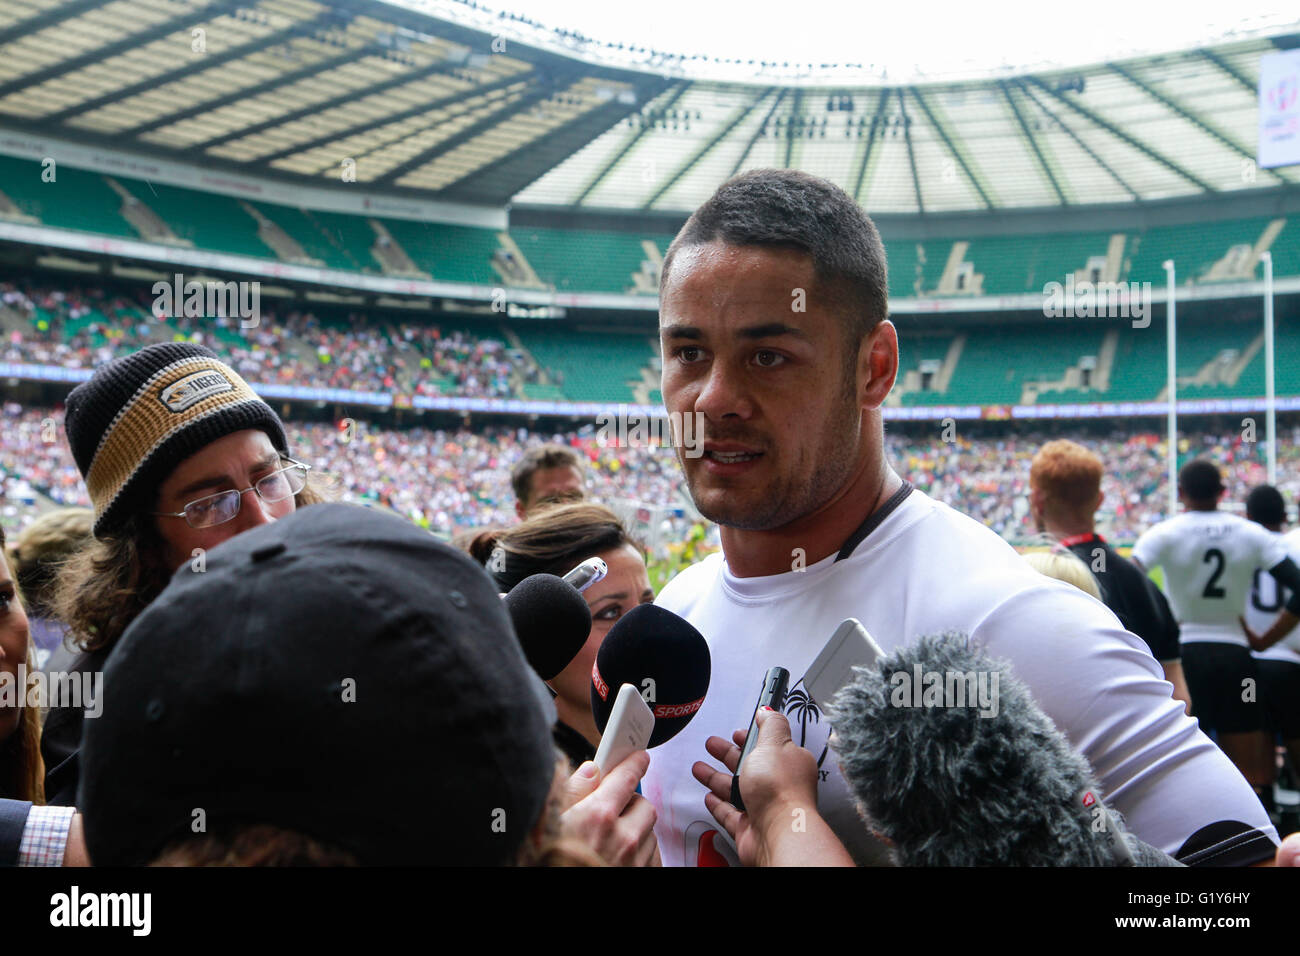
[153,429,296,571]
[518,465,584,519]
[660,241,875,531]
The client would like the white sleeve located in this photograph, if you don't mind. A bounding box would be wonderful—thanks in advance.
[974,582,1279,862]
[1252,522,1289,570]
[1130,524,1163,571]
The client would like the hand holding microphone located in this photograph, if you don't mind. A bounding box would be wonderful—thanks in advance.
[560,751,660,867]
[692,708,849,867]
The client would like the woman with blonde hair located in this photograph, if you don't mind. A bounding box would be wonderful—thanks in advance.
[8,506,92,671]
[0,523,43,804]
[1022,547,1103,601]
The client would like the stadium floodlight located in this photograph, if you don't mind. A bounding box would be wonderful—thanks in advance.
[1263,250,1276,486]
[1163,259,1177,518]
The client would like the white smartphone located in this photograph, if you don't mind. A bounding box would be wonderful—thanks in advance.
[803,618,885,709]
[593,683,655,774]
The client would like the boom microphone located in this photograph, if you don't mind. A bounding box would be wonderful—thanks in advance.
[591,604,710,748]
[502,574,592,681]
[828,632,1181,866]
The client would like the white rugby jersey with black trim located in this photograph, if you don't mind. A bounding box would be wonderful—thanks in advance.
[1133,511,1289,647]
[1242,527,1300,665]
[644,486,1278,866]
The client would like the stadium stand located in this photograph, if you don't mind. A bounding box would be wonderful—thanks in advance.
[7,400,1300,552]
[510,227,672,294]
[4,154,1297,299]
[513,327,658,403]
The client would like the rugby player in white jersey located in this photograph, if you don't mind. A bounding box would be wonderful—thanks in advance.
[1239,485,1300,819]
[642,168,1279,867]
[1132,461,1300,809]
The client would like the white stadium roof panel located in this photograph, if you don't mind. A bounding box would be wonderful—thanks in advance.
[0,1,1292,215]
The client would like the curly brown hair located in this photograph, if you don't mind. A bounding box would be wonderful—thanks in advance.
[52,480,329,655]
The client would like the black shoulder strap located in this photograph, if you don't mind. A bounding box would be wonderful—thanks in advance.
[835,481,915,563]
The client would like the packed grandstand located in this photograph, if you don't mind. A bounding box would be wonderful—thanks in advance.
[0,1,1297,559]
[5,0,1300,893]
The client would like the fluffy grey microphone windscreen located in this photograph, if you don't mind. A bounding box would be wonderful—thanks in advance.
[829,631,1181,866]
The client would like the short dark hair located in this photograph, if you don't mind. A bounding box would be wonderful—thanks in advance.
[1246,484,1286,526]
[661,169,889,350]
[1178,459,1224,502]
[511,444,583,505]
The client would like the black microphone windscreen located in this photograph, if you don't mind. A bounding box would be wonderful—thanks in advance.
[591,604,710,748]
[503,574,592,681]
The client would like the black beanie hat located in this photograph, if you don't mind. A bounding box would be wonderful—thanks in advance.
[63,342,289,537]
[78,503,559,866]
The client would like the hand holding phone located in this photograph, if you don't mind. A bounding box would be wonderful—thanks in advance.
[730,666,789,812]
[593,683,655,775]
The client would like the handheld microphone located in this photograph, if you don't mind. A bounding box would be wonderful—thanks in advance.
[563,557,608,593]
[591,604,710,748]
[502,573,592,681]
[828,631,1181,866]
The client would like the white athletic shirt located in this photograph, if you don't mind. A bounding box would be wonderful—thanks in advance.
[644,486,1278,866]
[1242,528,1300,665]
[1132,511,1289,647]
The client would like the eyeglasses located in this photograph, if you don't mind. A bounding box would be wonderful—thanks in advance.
[152,459,311,529]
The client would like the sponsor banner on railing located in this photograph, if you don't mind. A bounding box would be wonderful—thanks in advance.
[409,394,662,417]
[1011,396,1300,418]
[5,360,1299,420]
[0,361,391,406]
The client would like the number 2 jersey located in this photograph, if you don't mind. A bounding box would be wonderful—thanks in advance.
[644,485,1279,866]
[1132,511,1289,647]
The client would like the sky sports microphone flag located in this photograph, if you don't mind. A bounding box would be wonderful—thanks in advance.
[591,604,710,748]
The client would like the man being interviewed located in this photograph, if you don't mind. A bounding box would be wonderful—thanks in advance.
[641,169,1278,867]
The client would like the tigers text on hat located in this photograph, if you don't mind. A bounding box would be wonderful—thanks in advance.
[63,342,289,537]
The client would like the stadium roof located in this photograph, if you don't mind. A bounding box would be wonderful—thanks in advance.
[0,0,1297,214]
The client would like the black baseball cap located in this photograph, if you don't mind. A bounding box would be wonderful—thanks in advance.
[79,503,559,865]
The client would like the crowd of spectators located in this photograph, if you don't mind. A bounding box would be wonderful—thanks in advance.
[0,281,534,399]
[6,398,1300,549]
[894,427,1300,541]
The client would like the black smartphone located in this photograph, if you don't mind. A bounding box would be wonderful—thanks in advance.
[730,665,790,812]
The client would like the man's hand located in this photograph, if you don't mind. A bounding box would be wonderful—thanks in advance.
[1277,832,1300,867]
[1241,610,1300,652]
[693,708,852,866]
[64,813,89,867]
[1239,616,1270,653]
[559,752,660,867]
